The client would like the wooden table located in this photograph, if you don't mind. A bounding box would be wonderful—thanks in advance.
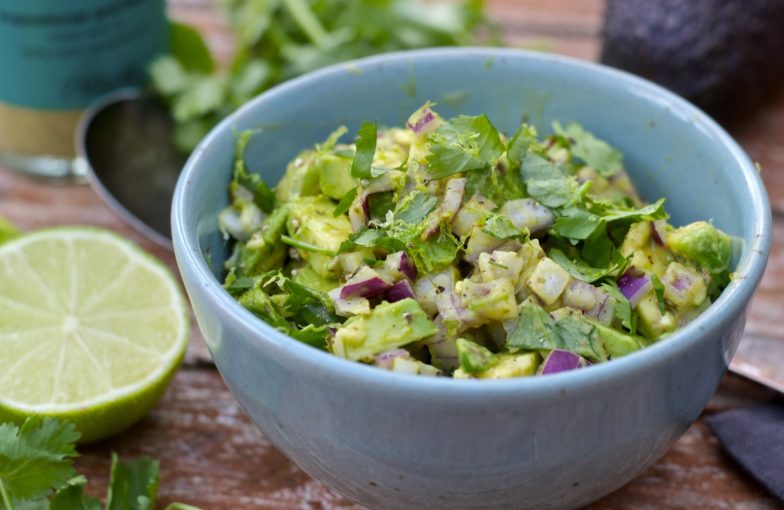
[2,0,783,508]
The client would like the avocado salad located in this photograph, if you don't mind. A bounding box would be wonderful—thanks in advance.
[220,104,733,379]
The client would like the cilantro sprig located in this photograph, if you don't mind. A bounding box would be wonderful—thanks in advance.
[0,418,202,510]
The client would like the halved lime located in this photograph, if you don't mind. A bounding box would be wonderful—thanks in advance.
[0,227,190,442]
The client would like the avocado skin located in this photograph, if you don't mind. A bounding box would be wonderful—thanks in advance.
[600,0,784,122]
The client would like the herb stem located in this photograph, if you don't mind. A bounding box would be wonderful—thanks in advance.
[281,0,329,47]
[281,235,336,256]
[0,479,15,510]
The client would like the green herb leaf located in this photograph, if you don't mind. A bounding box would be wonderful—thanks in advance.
[506,124,539,167]
[601,282,636,334]
[554,122,623,177]
[351,121,377,179]
[555,316,607,362]
[232,130,275,213]
[394,192,438,224]
[506,304,560,351]
[317,126,348,153]
[169,21,215,74]
[481,214,523,240]
[549,248,620,283]
[426,115,504,179]
[650,274,667,313]
[281,235,336,256]
[338,229,406,254]
[520,153,582,208]
[106,454,159,510]
[333,187,358,217]
[551,207,602,240]
[0,418,80,502]
[49,476,101,510]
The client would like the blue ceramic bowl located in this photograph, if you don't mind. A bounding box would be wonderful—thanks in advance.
[172,48,770,510]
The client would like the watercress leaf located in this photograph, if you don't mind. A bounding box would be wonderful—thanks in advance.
[0,418,79,501]
[553,121,623,177]
[333,187,358,217]
[106,453,159,510]
[426,115,504,179]
[351,121,377,179]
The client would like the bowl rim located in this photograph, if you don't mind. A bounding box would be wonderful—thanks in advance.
[172,47,771,396]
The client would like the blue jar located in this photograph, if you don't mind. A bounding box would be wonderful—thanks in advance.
[0,0,167,179]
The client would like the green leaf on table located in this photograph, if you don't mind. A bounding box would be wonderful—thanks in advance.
[169,21,215,73]
[0,418,80,502]
[50,476,101,510]
[426,115,504,179]
[105,453,159,510]
[350,121,377,179]
[554,121,623,177]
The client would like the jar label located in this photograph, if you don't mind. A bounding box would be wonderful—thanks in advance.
[0,0,167,110]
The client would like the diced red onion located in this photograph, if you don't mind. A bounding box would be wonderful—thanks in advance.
[540,349,586,375]
[340,276,390,299]
[407,108,436,134]
[383,251,418,281]
[385,280,416,302]
[374,348,410,369]
[617,268,652,307]
[651,220,667,247]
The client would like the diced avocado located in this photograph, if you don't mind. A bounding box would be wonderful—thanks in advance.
[667,221,732,274]
[453,194,496,237]
[286,196,351,279]
[291,265,338,295]
[457,278,517,321]
[549,306,583,321]
[463,226,504,264]
[662,262,708,308]
[456,338,498,374]
[392,356,440,376]
[331,298,438,361]
[475,353,539,379]
[477,250,524,284]
[637,291,677,339]
[275,150,321,204]
[592,322,645,358]
[620,222,671,277]
[526,257,572,305]
[317,153,356,200]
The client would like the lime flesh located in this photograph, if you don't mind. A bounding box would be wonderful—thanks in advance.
[0,227,190,442]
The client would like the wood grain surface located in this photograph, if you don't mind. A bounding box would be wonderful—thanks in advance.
[1,0,783,508]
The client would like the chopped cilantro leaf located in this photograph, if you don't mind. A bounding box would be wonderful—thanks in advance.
[506,305,607,361]
[507,123,540,167]
[394,191,438,224]
[333,187,358,217]
[481,214,524,240]
[520,152,582,208]
[601,281,636,334]
[232,130,275,213]
[554,121,623,177]
[426,115,504,179]
[549,248,621,283]
[350,121,377,179]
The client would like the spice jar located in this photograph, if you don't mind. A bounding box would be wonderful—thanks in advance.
[0,0,167,179]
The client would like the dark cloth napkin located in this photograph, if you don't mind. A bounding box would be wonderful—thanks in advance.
[706,401,784,501]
